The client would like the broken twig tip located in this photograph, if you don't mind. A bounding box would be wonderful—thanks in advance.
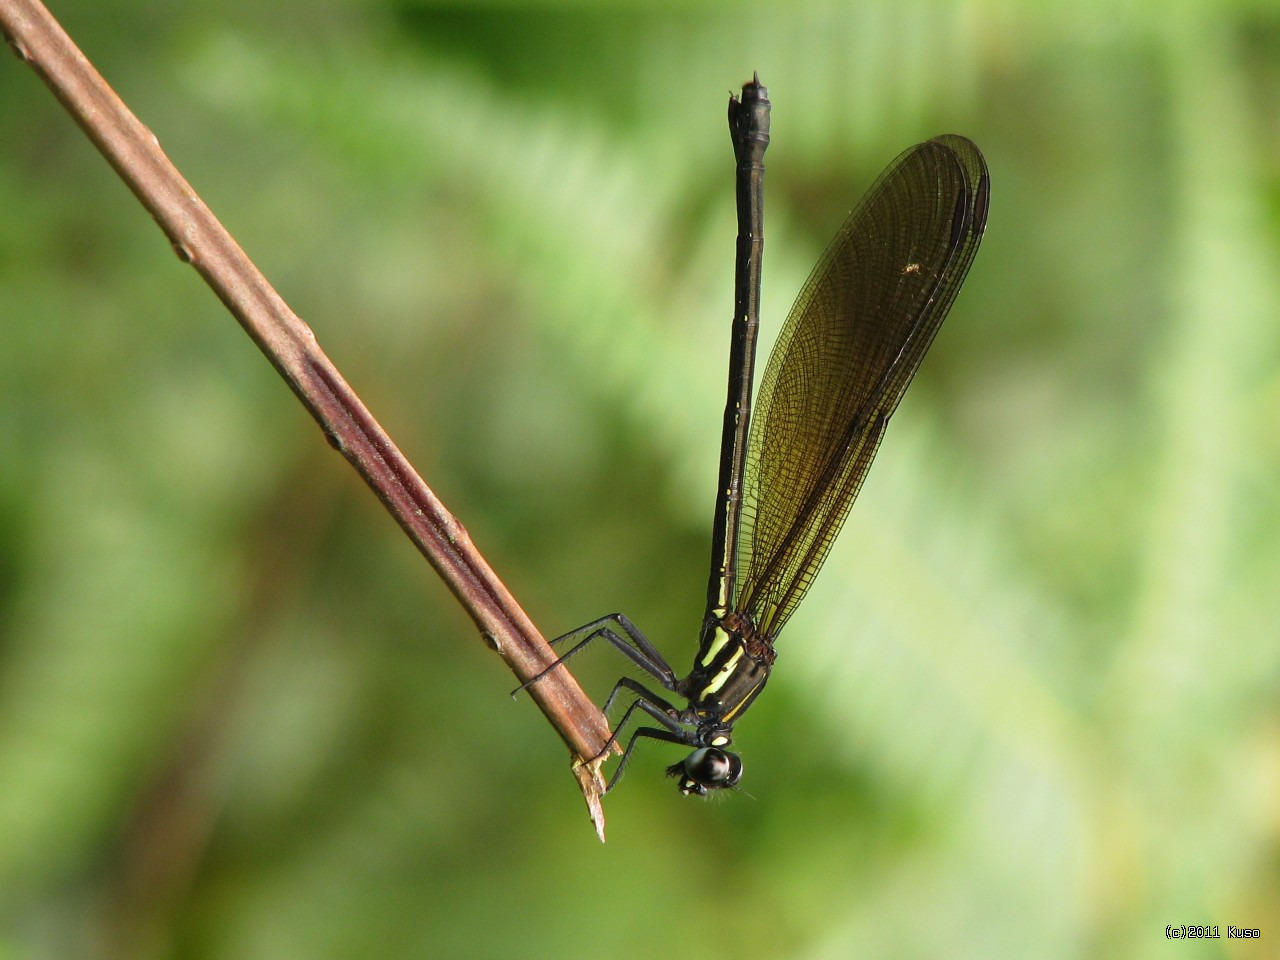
[572,756,607,843]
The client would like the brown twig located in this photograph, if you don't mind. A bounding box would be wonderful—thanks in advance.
[0,0,612,839]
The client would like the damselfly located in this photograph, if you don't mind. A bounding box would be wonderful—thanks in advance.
[526,75,989,796]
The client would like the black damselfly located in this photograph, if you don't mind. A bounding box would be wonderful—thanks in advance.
[526,75,989,796]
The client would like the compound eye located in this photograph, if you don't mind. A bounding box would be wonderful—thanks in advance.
[682,747,743,790]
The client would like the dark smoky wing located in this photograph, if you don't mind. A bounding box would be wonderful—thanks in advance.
[734,136,989,638]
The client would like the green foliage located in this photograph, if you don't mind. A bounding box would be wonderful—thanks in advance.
[1,0,1277,957]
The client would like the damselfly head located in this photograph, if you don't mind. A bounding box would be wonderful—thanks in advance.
[668,746,743,796]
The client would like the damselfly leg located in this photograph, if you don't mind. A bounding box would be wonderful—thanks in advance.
[513,612,678,696]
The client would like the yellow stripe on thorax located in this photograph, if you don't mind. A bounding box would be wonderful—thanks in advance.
[698,612,731,668]
[699,646,744,697]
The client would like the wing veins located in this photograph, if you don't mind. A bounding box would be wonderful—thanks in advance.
[734,136,989,637]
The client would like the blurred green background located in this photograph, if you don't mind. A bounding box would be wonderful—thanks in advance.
[2,0,1279,957]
